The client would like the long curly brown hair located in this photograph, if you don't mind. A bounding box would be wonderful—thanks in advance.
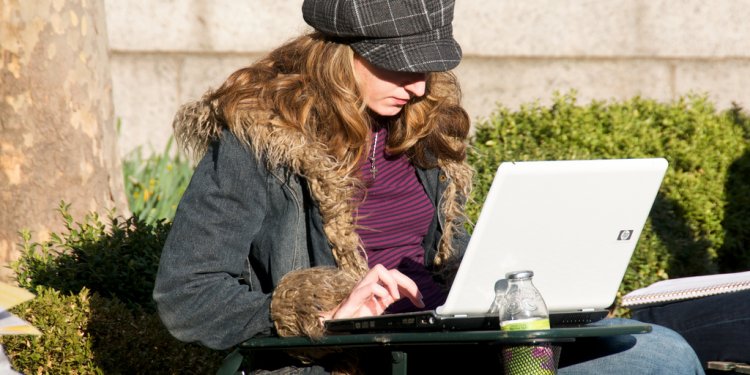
[204,31,470,176]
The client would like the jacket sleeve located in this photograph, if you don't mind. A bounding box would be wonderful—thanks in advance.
[271,267,359,338]
[153,132,275,350]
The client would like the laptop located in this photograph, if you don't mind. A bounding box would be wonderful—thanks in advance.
[325,158,668,334]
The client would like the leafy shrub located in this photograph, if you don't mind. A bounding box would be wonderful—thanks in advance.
[718,105,750,271]
[1,287,223,375]
[13,202,169,311]
[1,287,99,374]
[123,137,193,225]
[6,204,222,374]
[83,295,223,374]
[467,93,749,302]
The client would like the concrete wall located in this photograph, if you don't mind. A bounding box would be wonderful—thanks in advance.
[105,0,750,156]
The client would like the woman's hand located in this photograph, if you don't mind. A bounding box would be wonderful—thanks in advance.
[321,264,424,321]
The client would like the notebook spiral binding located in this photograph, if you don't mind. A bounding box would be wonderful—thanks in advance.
[621,272,750,308]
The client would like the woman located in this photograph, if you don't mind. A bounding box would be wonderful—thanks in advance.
[154,1,704,373]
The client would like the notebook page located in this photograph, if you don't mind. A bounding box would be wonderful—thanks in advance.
[622,271,750,307]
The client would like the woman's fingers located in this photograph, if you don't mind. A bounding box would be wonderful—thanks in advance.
[361,264,401,301]
[365,265,424,308]
[332,282,391,319]
[389,269,425,308]
[367,266,425,309]
[355,291,392,317]
[327,265,425,320]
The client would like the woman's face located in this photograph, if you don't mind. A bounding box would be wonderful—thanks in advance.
[353,54,427,117]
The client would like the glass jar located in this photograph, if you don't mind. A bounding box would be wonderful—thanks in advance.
[498,270,550,331]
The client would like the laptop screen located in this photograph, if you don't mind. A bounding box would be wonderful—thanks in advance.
[437,158,668,316]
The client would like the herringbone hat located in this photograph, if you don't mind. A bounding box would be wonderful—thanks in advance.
[302,0,462,72]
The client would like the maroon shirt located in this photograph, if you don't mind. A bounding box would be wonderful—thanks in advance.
[355,127,447,312]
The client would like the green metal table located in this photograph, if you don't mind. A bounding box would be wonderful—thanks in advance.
[217,324,652,375]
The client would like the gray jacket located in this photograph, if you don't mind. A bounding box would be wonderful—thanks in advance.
[153,131,468,350]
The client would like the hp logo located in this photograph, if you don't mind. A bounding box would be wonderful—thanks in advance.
[617,230,633,241]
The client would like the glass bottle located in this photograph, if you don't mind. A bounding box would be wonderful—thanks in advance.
[498,270,550,331]
[498,271,558,374]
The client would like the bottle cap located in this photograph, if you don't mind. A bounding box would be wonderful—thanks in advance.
[506,270,534,279]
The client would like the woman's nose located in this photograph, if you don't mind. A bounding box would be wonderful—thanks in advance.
[404,76,426,98]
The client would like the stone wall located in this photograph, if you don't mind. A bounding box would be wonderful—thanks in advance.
[105,0,750,156]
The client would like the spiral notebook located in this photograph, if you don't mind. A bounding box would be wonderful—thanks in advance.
[325,158,668,334]
[621,271,750,308]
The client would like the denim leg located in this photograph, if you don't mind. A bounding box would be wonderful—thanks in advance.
[557,318,705,375]
[631,290,750,366]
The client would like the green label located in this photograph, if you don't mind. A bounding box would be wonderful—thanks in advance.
[500,317,551,331]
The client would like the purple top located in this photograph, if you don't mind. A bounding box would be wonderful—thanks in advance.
[355,127,448,312]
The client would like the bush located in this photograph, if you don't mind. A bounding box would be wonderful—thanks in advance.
[83,295,223,374]
[1,287,99,374]
[13,202,169,311]
[467,93,750,305]
[1,287,223,375]
[5,204,223,374]
[718,105,750,271]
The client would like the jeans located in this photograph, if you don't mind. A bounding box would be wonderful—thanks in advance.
[631,290,750,368]
[557,318,705,375]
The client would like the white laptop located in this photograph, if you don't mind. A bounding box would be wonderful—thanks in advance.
[325,158,668,333]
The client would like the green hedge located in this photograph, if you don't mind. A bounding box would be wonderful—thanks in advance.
[2,287,223,374]
[2,288,98,374]
[3,204,223,374]
[467,93,750,303]
[13,203,168,311]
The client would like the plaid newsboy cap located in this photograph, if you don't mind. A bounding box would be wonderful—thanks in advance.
[302,0,462,72]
